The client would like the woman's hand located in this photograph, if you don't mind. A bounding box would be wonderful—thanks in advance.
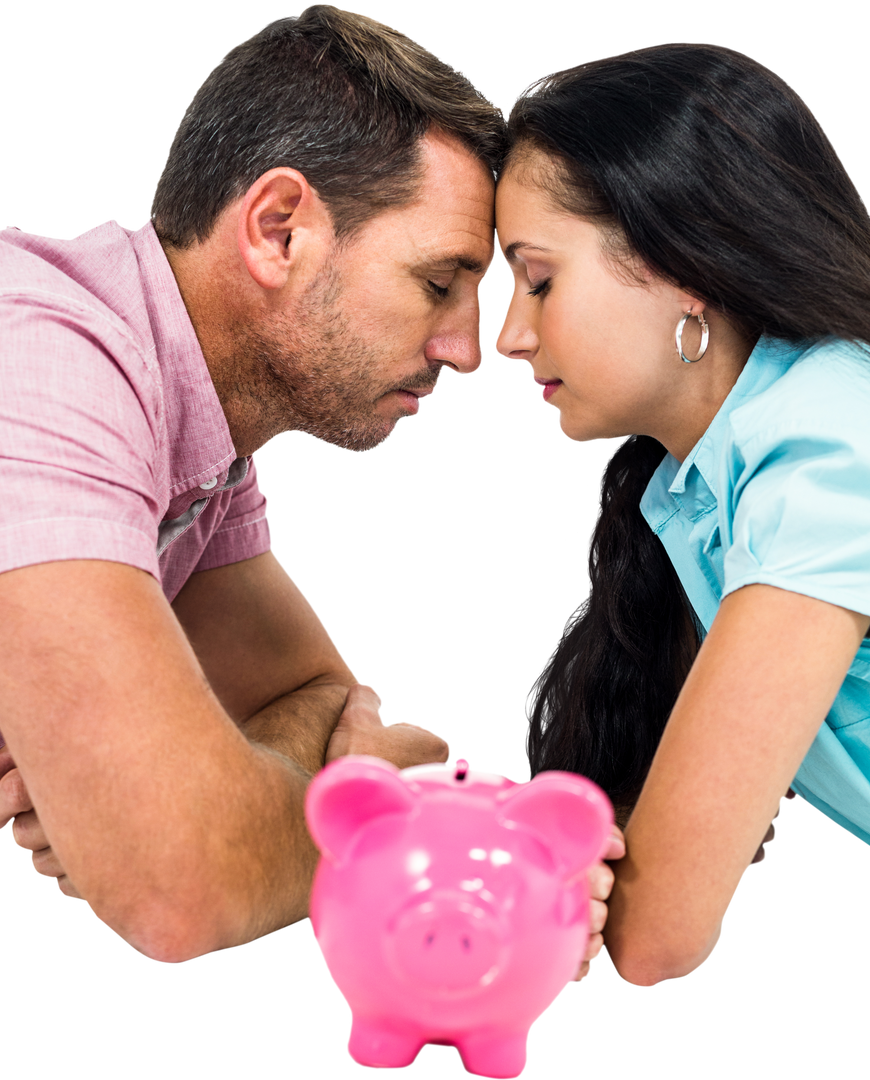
[750,788,796,864]
[574,786,798,989]
[575,826,626,981]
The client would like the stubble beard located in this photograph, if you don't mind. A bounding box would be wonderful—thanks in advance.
[232,263,439,453]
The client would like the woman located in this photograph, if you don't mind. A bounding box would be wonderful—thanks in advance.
[496,44,870,985]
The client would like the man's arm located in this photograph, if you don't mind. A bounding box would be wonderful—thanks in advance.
[171,551,354,773]
[171,551,448,772]
[0,556,444,962]
[242,685,351,774]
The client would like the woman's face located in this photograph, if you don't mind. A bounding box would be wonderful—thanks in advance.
[496,159,703,446]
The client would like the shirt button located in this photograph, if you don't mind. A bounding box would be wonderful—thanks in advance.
[199,477,218,490]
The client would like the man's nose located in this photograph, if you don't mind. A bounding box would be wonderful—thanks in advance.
[425,305,482,374]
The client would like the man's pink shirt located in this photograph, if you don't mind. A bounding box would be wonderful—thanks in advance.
[0,221,271,603]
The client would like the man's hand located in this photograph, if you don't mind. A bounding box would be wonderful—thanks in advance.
[2,676,441,904]
[0,749,80,898]
[575,826,626,982]
[326,685,449,770]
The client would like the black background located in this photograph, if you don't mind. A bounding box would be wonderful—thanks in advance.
[3,6,867,1071]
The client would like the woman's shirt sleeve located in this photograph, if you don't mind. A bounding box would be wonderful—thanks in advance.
[721,341,870,617]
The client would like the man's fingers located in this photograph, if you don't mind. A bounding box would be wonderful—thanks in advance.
[57,875,83,900]
[0,744,16,780]
[0,767,33,829]
[12,807,50,852]
[28,846,66,881]
[335,685,384,731]
[354,682,384,708]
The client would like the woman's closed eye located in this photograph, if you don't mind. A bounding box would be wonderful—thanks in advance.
[528,278,551,299]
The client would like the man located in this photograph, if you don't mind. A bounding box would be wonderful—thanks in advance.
[0,6,504,961]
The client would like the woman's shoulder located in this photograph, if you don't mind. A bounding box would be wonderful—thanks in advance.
[728,337,870,454]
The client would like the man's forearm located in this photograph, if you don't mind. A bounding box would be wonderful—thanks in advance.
[238,680,351,776]
[165,678,356,959]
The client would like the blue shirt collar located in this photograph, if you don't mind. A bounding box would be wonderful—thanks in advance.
[641,336,807,531]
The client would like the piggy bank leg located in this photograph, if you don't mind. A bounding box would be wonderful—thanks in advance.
[457,1030,527,1079]
[348,1016,423,1068]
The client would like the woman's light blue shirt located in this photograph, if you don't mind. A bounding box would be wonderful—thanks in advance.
[640,336,870,844]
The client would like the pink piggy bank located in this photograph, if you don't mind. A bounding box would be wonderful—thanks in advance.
[305,757,613,1079]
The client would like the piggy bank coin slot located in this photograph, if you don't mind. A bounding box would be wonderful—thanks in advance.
[454,759,469,782]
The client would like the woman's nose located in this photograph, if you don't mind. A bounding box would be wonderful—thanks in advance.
[496,311,531,365]
[496,298,518,360]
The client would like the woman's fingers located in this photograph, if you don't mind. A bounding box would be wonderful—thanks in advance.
[584,897,607,970]
[588,897,608,935]
[588,860,615,901]
[574,826,626,982]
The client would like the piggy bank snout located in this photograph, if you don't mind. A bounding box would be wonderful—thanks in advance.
[388,892,507,994]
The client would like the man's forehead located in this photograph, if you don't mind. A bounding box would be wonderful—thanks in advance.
[352,195,493,274]
[406,224,494,275]
[407,141,496,272]
[391,186,494,274]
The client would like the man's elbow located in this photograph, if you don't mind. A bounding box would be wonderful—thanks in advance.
[96,906,218,963]
[89,882,244,963]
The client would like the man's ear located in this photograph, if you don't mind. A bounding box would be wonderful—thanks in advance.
[236,167,334,291]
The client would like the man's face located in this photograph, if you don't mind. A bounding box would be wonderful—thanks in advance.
[245,133,495,451]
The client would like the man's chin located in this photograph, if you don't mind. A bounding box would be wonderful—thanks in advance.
[315,416,397,453]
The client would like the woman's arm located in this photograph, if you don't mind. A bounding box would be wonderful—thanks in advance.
[605,583,870,986]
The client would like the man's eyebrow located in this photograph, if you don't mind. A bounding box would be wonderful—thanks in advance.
[504,241,553,263]
[419,255,487,275]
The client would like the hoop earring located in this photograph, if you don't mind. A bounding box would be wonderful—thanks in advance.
[675,311,709,364]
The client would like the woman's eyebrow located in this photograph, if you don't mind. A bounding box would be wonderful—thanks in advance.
[503,241,553,263]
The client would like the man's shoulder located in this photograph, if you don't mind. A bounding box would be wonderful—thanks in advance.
[0,217,144,317]
[0,223,169,405]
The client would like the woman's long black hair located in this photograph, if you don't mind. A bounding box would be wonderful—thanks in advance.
[516,45,870,815]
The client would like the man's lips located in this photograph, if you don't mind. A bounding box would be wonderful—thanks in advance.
[534,377,563,402]
[395,378,565,399]
[403,390,440,403]
[390,386,433,415]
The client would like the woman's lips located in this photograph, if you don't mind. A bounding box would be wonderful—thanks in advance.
[537,375,565,401]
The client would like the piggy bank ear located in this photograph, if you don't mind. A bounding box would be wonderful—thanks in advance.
[498,772,613,878]
[305,755,415,864]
